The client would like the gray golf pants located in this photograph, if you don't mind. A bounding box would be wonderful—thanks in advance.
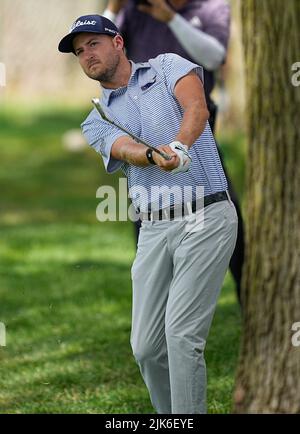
[130,199,238,414]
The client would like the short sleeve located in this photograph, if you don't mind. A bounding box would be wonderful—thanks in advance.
[158,53,204,95]
[81,113,128,174]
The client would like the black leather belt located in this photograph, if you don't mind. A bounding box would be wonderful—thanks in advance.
[141,191,228,221]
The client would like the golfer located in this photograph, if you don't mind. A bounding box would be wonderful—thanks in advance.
[58,14,238,414]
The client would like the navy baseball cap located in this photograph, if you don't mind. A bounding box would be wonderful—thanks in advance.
[58,14,119,54]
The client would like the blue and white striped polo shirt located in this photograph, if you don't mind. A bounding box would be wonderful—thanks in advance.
[81,53,227,212]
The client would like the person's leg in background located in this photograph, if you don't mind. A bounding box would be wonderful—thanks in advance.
[208,101,245,305]
[222,171,244,304]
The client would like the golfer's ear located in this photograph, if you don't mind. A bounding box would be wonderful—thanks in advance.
[113,34,124,51]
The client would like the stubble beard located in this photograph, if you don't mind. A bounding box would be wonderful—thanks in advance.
[87,52,121,83]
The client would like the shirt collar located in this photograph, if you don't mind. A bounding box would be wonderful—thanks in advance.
[101,60,151,105]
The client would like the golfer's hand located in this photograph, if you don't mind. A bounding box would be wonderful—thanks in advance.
[137,0,175,23]
[168,141,192,174]
[107,0,128,14]
[152,145,180,171]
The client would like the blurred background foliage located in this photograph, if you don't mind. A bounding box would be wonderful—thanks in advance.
[0,0,245,413]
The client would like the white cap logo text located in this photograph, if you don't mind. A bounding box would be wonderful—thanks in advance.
[70,20,97,33]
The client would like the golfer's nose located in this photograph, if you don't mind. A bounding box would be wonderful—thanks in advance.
[82,46,94,62]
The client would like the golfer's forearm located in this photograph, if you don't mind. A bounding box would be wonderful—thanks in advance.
[175,104,209,148]
[111,136,149,166]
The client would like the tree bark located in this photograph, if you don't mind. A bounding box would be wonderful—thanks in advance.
[234,0,300,413]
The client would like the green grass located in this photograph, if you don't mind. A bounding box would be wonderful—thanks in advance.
[0,105,243,413]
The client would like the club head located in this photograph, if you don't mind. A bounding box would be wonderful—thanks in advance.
[91,98,100,104]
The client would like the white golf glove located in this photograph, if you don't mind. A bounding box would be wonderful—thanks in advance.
[169,141,192,174]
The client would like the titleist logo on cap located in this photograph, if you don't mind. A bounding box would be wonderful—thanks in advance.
[70,20,97,33]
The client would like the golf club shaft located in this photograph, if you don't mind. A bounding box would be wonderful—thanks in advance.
[92,98,172,161]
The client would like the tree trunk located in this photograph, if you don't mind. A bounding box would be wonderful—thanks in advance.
[234,0,300,413]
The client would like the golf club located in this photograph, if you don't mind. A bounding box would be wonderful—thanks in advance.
[92,98,172,161]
